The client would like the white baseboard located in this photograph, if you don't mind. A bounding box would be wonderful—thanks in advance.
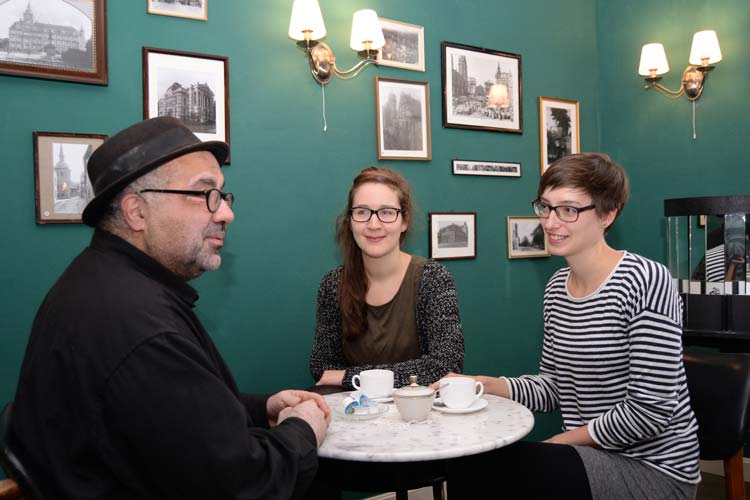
[700,458,750,479]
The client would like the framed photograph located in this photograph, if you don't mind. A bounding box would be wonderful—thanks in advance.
[147,0,207,21]
[453,159,521,178]
[507,216,549,259]
[539,96,580,174]
[429,212,477,260]
[376,18,424,72]
[143,46,230,163]
[441,41,522,134]
[34,131,107,224]
[0,0,108,85]
[375,77,431,161]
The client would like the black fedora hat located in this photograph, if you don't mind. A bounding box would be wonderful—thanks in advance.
[82,116,229,227]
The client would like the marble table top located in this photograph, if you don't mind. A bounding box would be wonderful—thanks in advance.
[318,392,534,462]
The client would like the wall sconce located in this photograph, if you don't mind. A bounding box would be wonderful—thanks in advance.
[288,0,384,86]
[638,30,722,139]
[487,83,510,110]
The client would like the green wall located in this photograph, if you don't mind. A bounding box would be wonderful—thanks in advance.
[2,0,599,446]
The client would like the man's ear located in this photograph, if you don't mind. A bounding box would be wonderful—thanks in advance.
[120,193,147,232]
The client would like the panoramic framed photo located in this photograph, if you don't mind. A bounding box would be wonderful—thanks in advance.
[34,131,107,224]
[147,0,207,21]
[0,0,108,85]
[376,18,425,72]
[375,77,431,161]
[143,47,230,163]
[441,41,522,134]
[429,212,477,260]
[507,216,549,259]
[453,159,521,178]
[539,96,579,174]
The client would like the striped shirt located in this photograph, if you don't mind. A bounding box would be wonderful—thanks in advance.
[506,252,700,484]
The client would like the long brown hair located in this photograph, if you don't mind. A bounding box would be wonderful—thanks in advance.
[336,167,414,338]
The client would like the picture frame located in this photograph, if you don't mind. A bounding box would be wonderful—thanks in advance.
[143,46,230,163]
[452,159,521,178]
[376,18,425,72]
[0,0,108,85]
[34,131,107,224]
[441,41,522,134]
[375,77,431,161]
[147,0,207,21]
[539,96,580,174]
[507,216,549,259]
[429,212,477,260]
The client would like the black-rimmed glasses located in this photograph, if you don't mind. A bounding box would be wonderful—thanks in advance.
[350,207,402,223]
[532,199,596,223]
[139,189,235,213]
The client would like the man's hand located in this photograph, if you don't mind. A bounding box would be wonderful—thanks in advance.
[267,390,331,427]
[316,369,345,387]
[277,399,329,447]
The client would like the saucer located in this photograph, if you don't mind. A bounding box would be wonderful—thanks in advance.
[335,402,388,420]
[349,391,394,403]
[432,397,488,414]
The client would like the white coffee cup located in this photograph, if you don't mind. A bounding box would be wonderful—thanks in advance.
[438,377,484,409]
[352,369,394,398]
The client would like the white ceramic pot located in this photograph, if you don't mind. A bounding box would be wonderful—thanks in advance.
[393,375,435,422]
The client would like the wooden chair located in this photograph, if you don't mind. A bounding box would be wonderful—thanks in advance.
[1,403,42,500]
[683,349,750,500]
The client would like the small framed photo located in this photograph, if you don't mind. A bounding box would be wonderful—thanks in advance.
[375,77,431,161]
[147,0,207,21]
[441,41,522,134]
[34,131,107,224]
[376,18,425,72]
[0,0,108,85]
[429,212,477,260]
[143,46,230,163]
[453,159,521,178]
[507,216,549,259]
[539,96,580,174]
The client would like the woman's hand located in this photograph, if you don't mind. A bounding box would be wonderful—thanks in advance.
[316,369,345,387]
[430,372,510,398]
[544,425,596,447]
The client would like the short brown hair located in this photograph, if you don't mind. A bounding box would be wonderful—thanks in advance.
[538,153,629,232]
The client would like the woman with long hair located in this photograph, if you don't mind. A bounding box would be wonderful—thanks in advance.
[310,166,464,389]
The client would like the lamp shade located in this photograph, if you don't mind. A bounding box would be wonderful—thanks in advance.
[487,84,509,109]
[638,43,670,76]
[288,0,326,41]
[350,9,385,51]
[689,30,722,65]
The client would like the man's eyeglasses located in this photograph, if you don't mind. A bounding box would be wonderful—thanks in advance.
[531,199,596,223]
[350,207,402,223]
[139,189,235,213]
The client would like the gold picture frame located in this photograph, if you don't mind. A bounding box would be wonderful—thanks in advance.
[507,216,549,259]
[539,96,580,174]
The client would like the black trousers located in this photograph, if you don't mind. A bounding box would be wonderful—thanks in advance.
[446,441,593,500]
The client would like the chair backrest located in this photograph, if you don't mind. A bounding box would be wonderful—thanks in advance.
[0,403,46,500]
[683,349,750,460]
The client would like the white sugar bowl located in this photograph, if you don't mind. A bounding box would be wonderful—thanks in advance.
[393,375,435,422]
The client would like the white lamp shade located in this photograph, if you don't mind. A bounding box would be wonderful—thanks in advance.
[638,43,670,76]
[349,9,385,51]
[288,0,326,41]
[487,84,509,109]
[689,30,722,65]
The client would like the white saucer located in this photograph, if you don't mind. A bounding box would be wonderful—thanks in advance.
[432,397,488,414]
[336,402,388,420]
[349,391,394,403]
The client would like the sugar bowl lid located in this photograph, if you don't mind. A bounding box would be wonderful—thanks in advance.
[394,375,435,398]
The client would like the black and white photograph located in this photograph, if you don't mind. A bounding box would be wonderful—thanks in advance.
[376,18,424,72]
[0,0,107,84]
[453,159,521,178]
[375,77,431,161]
[539,96,579,174]
[429,212,476,260]
[507,216,549,259]
[441,41,522,134]
[147,0,207,21]
[34,131,107,224]
[143,47,230,163]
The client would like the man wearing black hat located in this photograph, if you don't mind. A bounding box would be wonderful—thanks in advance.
[8,117,330,499]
